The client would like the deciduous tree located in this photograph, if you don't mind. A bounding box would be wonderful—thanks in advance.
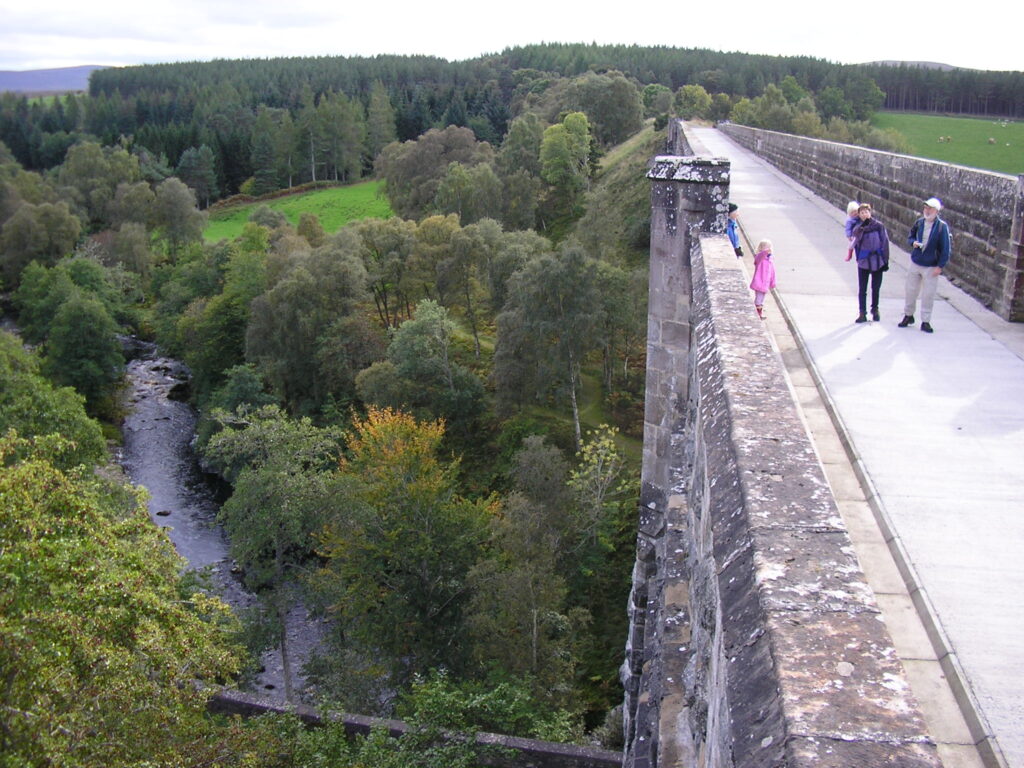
[315,312,387,409]
[497,113,544,178]
[843,73,887,120]
[351,216,417,329]
[313,408,492,684]
[816,85,853,120]
[376,125,494,221]
[0,432,243,767]
[56,141,139,229]
[779,75,810,104]
[152,176,206,255]
[387,299,485,428]
[0,330,105,469]
[179,245,267,401]
[539,112,591,224]
[410,213,460,303]
[203,405,343,700]
[466,435,585,705]
[562,70,642,147]
[297,212,325,247]
[495,242,599,449]
[0,200,81,286]
[641,84,673,118]
[674,84,712,120]
[433,161,502,226]
[42,291,124,413]
[500,168,540,232]
[246,232,367,413]
[106,180,155,228]
[318,90,366,182]
[439,218,502,356]
[109,221,155,279]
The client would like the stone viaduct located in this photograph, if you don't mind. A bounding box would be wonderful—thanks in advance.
[619,122,1023,768]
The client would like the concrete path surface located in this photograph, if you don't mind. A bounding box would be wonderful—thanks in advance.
[688,124,1024,768]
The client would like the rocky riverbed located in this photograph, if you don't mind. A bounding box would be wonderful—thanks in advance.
[117,342,325,702]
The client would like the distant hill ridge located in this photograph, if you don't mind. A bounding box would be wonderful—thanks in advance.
[865,60,957,71]
[0,65,108,94]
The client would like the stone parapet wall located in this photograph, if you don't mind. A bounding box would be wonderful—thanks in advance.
[718,123,1024,321]
[624,150,731,768]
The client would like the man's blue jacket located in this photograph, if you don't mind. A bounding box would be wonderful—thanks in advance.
[907,216,952,268]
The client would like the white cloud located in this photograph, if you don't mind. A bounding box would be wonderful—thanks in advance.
[0,0,1019,73]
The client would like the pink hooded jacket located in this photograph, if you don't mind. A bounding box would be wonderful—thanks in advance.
[749,249,777,293]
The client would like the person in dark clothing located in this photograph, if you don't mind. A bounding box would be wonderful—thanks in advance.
[727,203,743,257]
[847,203,890,323]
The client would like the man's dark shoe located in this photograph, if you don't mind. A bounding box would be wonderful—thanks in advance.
[898,315,915,327]
[921,322,934,333]
[871,309,880,322]
[855,314,868,324]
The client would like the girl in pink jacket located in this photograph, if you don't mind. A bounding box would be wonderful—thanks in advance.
[749,239,776,319]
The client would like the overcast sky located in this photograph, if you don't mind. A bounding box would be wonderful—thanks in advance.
[1,0,1020,74]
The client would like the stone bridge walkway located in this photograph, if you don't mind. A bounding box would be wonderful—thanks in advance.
[688,124,1024,768]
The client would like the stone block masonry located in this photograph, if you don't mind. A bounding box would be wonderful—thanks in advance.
[623,136,943,766]
[719,123,1024,322]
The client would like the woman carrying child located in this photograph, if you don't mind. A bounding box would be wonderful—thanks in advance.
[847,203,890,323]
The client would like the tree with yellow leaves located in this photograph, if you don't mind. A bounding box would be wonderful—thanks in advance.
[312,407,494,693]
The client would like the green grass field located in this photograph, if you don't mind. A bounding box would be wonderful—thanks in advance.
[871,112,1024,175]
[204,180,393,242]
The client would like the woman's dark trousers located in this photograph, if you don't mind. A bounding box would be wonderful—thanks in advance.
[858,268,884,314]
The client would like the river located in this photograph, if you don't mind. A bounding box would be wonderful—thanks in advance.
[118,341,325,702]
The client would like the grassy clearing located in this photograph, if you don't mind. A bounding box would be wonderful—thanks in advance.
[576,124,664,266]
[204,180,392,242]
[871,112,1024,175]
[578,367,643,464]
[599,121,662,172]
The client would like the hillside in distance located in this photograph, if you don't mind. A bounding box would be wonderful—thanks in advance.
[0,65,108,93]
[865,60,957,71]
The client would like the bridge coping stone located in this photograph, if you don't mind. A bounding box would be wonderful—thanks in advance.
[702,235,939,766]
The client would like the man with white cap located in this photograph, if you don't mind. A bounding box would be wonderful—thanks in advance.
[899,197,952,333]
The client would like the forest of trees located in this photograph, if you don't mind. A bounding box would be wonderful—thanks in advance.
[0,53,656,766]
[2,44,1020,210]
[2,42,1018,766]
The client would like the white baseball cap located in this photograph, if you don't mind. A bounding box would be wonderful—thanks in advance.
[924,197,943,210]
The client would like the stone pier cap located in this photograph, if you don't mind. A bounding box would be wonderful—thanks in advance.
[649,155,731,184]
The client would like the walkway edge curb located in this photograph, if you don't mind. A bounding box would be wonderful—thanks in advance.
[769,283,1010,768]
